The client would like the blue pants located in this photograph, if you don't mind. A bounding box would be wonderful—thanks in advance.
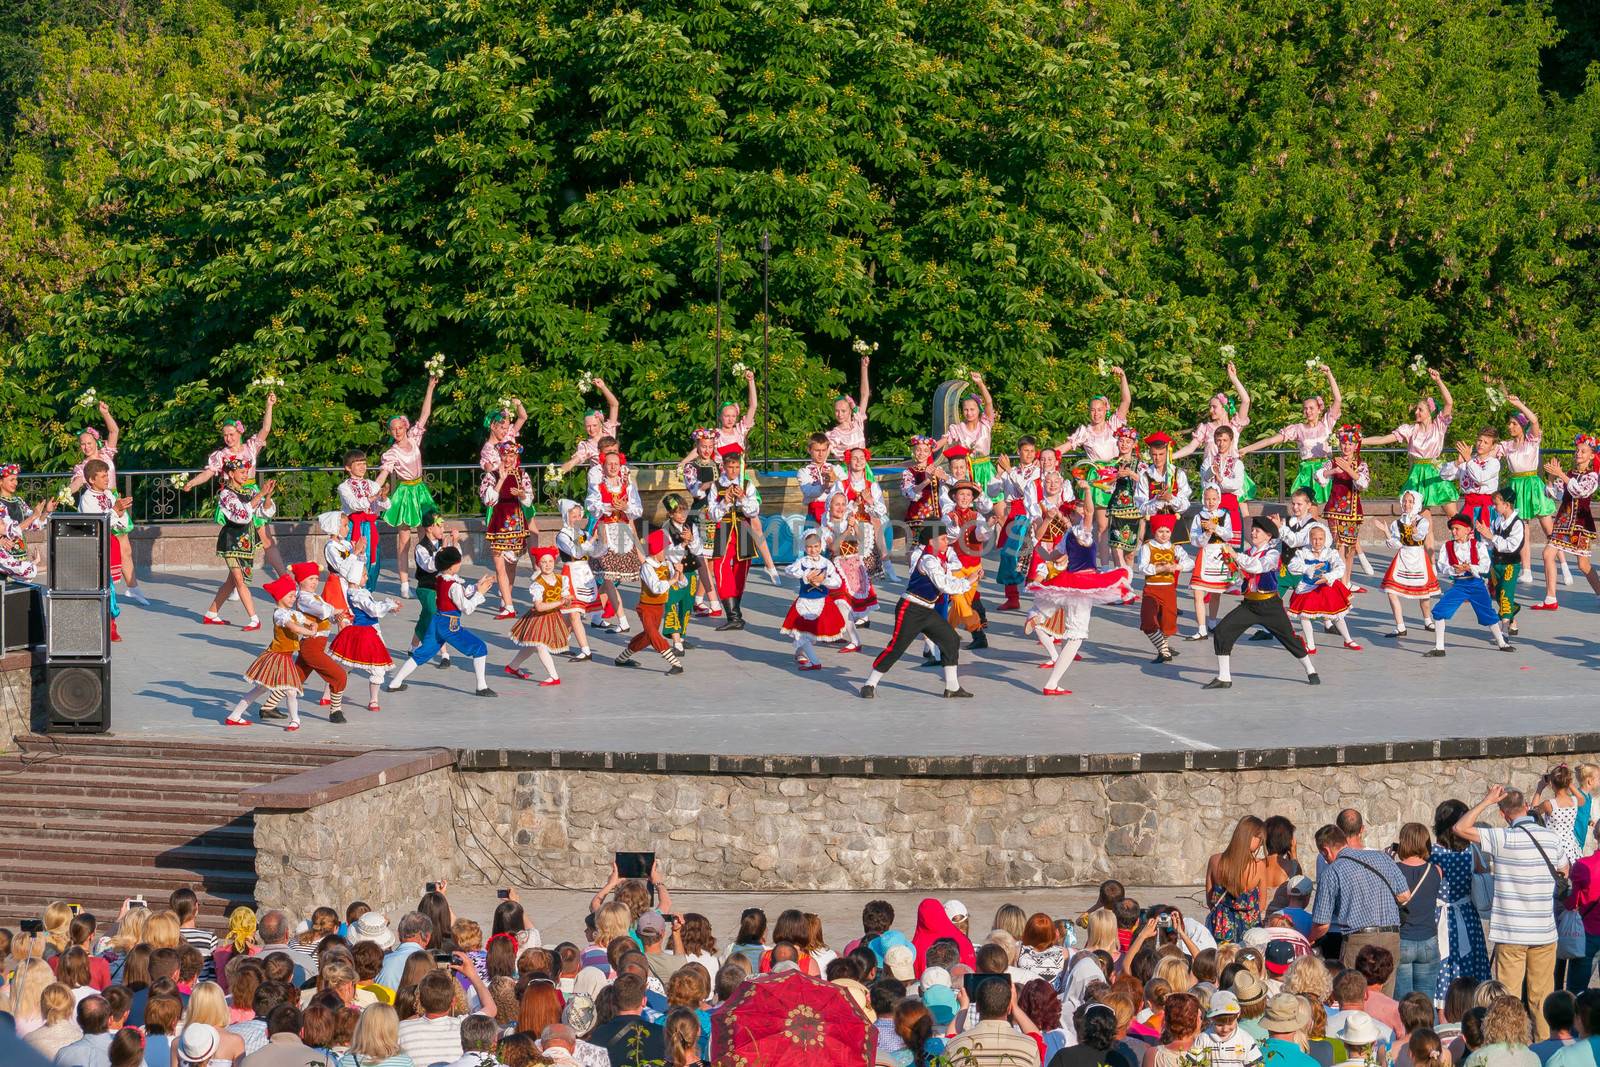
[1433,575,1499,626]
[409,611,487,664]
[1394,935,1441,1002]
[1565,934,1600,993]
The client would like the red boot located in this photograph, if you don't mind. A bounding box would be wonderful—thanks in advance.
[998,584,1021,612]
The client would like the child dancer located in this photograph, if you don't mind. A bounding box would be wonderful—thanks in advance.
[481,441,535,619]
[586,448,643,633]
[824,351,872,459]
[1240,363,1342,503]
[1270,489,1319,639]
[505,548,568,686]
[1054,367,1130,545]
[478,399,528,473]
[707,369,779,581]
[1032,495,1131,694]
[614,531,684,675]
[1202,426,1248,547]
[1023,502,1072,667]
[1536,435,1600,608]
[1363,368,1457,544]
[380,376,440,598]
[826,533,874,651]
[411,511,459,669]
[859,525,973,700]
[1445,429,1500,530]
[554,499,601,658]
[290,561,350,725]
[936,372,998,489]
[1105,427,1145,578]
[1426,514,1515,657]
[1479,488,1525,637]
[1172,360,1255,521]
[317,511,363,618]
[708,445,761,631]
[835,447,892,581]
[991,439,1041,610]
[181,394,286,579]
[780,532,849,670]
[1204,518,1320,689]
[337,449,390,578]
[1499,394,1561,586]
[1186,485,1235,641]
[1286,522,1360,653]
[555,377,622,477]
[224,574,312,729]
[0,466,45,581]
[67,402,146,604]
[387,547,498,696]
[1318,426,1371,589]
[680,428,721,527]
[1381,490,1439,638]
[658,494,704,654]
[1136,432,1192,538]
[942,479,992,650]
[202,460,274,629]
[1136,514,1193,666]
[901,435,949,539]
[797,433,842,526]
[328,564,402,711]
[77,459,131,641]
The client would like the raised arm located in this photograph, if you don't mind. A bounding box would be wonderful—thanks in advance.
[99,402,121,452]
[970,372,995,420]
[594,377,620,426]
[1453,784,1506,845]
[1170,427,1204,462]
[257,391,277,442]
[1227,361,1250,423]
[857,355,872,415]
[418,376,439,428]
[743,369,758,421]
[1506,394,1541,439]
[1324,364,1342,425]
[1430,369,1453,421]
[1239,431,1287,456]
[1363,431,1400,448]
[1111,366,1131,423]
[510,398,528,438]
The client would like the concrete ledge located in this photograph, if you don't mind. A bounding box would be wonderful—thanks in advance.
[241,747,454,811]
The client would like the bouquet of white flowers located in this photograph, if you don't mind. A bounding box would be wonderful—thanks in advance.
[75,387,98,410]
[730,361,749,377]
[424,353,447,378]
[1409,353,1428,377]
[851,338,878,357]
[249,375,285,391]
[1485,384,1507,410]
[169,472,189,490]
[56,485,75,508]
[1219,343,1237,361]
[1305,357,1325,371]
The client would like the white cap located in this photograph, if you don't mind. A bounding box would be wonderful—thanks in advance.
[944,899,968,921]
[884,943,916,982]
[178,1023,221,1064]
[920,966,953,989]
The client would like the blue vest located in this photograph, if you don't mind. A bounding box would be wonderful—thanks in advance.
[1063,533,1097,573]
[906,549,944,606]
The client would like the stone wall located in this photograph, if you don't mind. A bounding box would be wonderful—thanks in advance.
[0,653,32,751]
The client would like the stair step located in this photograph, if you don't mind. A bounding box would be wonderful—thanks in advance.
[0,773,253,806]
[0,813,254,846]
[0,793,248,822]
[0,757,285,786]
[0,884,252,920]
[2,861,257,894]
[13,734,355,767]
[0,837,256,872]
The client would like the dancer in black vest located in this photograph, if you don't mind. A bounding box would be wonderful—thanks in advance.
[1204,517,1320,689]
[859,526,973,699]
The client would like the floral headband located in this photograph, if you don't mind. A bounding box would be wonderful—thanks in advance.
[835,394,856,408]
[0,463,18,477]
[1212,393,1237,417]
[1335,424,1363,447]
[222,456,251,473]
[1419,397,1437,416]
[584,408,604,420]
[1114,425,1140,442]
[385,413,409,429]
[219,418,245,432]
[1304,394,1324,409]
[1576,433,1600,451]
[483,409,513,428]
[910,435,937,449]
[1089,394,1110,408]
[691,428,718,443]
[80,427,102,441]
[497,441,524,457]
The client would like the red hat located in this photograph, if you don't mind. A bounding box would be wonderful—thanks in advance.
[289,561,321,583]
[942,445,970,459]
[264,575,298,603]
[1144,431,1174,448]
[646,529,667,555]
[1448,514,1472,530]
[1149,513,1179,534]
[717,444,744,459]
[529,545,559,563]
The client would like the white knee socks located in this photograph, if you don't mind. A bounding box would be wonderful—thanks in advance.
[388,657,420,689]
[942,666,960,691]
[1300,619,1317,653]
[1037,632,1059,663]
[1334,617,1354,644]
[794,634,817,664]
[472,655,489,690]
[1215,654,1232,682]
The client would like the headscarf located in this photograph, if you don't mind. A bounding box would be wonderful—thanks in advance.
[558,498,582,527]
[1400,489,1422,521]
[224,907,258,952]
[317,511,345,537]
[911,897,975,974]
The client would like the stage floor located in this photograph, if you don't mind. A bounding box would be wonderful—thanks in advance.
[99,559,1594,758]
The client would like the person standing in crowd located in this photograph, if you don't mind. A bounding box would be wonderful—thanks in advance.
[1392,822,1444,1001]
[1308,823,1412,992]
[1206,817,1267,945]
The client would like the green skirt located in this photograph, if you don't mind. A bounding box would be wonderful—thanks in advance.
[663,577,696,637]
[1401,460,1459,507]
[970,457,997,495]
[1289,459,1329,504]
[1508,471,1557,520]
[385,479,438,528]
[1239,468,1258,503]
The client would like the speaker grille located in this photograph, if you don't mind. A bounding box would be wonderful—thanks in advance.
[48,665,106,722]
[46,594,107,659]
[50,516,107,592]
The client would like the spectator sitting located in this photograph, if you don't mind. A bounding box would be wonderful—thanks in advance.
[1409,1028,1450,1067]
[724,907,769,970]
[1531,991,1576,1064]
[586,973,665,1067]
[1192,989,1263,1067]
[142,993,183,1067]
[1466,995,1541,1067]
[1327,970,1396,1048]
[210,908,259,992]
[333,1002,406,1067]
[397,970,470,1064]
[52,994,112,1067]
[637,911,678,984]
[23,982,81,1059]
[175,1022,221,1067]
[170,889,218,956]
[445,1013,499,1067]
[128,948,181,1027]
[870,977,908,1059]
[944,973,1041,1067]
[827,957,872,1021]
[375,913,433,992]
[1393,993,1442,1067]
[64,918,112,992]
[536,1023,582,1066]
[235,1003,308,1067]
[1230,971,1271,1042]
[1331,1011,1387,1065]
[1355,945,1406,1039]
[255,911,312,986]
[1259,993,1320,1067]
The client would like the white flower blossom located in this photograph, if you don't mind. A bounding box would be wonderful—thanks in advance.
[75,388,98,409]
[169,473,189,490]
[423,353,447,378]
[1409,353,1428,377]
[1219,344,1237,361]
[1485,385,1507,410]
[575,372,594,393]
[248,375,285,391]
[56,486,75,507]
[730,361,749,377]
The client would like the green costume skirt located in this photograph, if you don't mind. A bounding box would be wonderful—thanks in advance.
[385,479,438,528]
[1401,460,1460,507]
[1289,459,1329,504]
[1507,472,1557,520]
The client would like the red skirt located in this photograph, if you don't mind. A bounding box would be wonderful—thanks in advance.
[330,626,393,669]
[1220,493,1244,547]
[244,650,303,693]
[511,608,570,649]
[780,596,848,640]
[1287,582,1353,619]
[1028,566,1131,611]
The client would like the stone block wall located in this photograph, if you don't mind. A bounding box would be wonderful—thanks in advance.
[0,653,32,751]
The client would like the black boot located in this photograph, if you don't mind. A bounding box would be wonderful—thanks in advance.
[717,597,746,631]
[969,628,988,651]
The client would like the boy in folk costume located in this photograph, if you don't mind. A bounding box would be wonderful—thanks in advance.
[1443,428,1501,530]
[505,547,570,686]
[780,532,849,671]
[835,446,893,581]
[1535,434,1600,609]
[659,494,706,653]
[1381,490,1439,638]
[1479,488,1526,637]
[942,479,993,650]
[78,459,132,642]
[614,531,685,675]
[859,525,974,700]
[290,561,351,725]
[1031,493,1132,696]
[554,498,603,658]
[224,575,315,730]
[1204,518,1321,689]
[1426,514,1516,658]
[1285,522,1361,653]
[1135,432,1192,541]
[380,375,440,599]
[991,437,1043,610]
[202,460,275,630]
[585,447,643,633]
[328,560,402,711]
[707,445,761,631]
[1186,485,1235,641]
[387,546,499,696]
[481,441,536,619]
[0,463,55,580]
[1200,425,1248,547]
[337,449,391,578]
[1268,488,1321,641]
[1137,513,1194,665]
[411,511,460,669]
[1318,425,1371,589]
[797,433,843,526]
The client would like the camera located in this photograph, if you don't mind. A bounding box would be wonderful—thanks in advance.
[20,918,43,934]
[497,889,510,900]
[425,882,438,894]
[433,952,454,966]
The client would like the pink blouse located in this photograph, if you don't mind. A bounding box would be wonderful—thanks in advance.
[714,410,756,451]
[72,445,118,485]
[1498,433,1542,475]
[1191,416,1250,467]
[1279,416,1334,461]
[824,411,868,459]
[205,436,264,476]
[569,418,621,467]
[382,422,427,481]
[1062,415,1125,463]
[944,415,994,455]
[1394,414,1452,461]
[479,435,521,472]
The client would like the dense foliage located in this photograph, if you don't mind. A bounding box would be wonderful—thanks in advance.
[2,0,1598,469]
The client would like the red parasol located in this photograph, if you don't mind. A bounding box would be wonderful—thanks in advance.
[710,970,875,1067]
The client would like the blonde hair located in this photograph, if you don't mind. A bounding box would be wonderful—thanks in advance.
[1156,955,1195,993]
[1473,980,1510,1010]
[451,918,483,952]
[1214,943,1240,971]
[41,902,74,955]
[1283,955,1333,1005]
[1083,909,1120,955]
[183,981,230,1029]
[987,930,1021,965]
[349,1003,403,1063]
[109,907,151,953]
[1577,763,1600,792]
[1482,996,1533,1046]
[595,902,632,946]
[40,982,75,1024]
[993,904,1028,941]
[144,911,182,950]
[9,958,53,1023]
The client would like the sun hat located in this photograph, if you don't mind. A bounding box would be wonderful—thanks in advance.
[944,900,968,922]
[1231,970,1267,1005]
[920,966,953,990]
[177,1023,220,1064]
[349,911,396,951]
[563,992,597,1034]
[1333,1011,1383,1045]
[1263,994,1311,1034]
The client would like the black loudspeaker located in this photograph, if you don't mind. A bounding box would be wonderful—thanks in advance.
[0,581,42,652]
[45,591,109,661]
[43,661,110,733]
[48,513,108,593]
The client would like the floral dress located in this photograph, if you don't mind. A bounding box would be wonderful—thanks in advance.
[1206,883,1263,944]
[1431,844,1491,999]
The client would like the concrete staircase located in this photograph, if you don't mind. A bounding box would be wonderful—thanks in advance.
[0,734,353,932]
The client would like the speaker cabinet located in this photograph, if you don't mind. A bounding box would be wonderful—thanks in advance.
[48,513,108,593]
[42,661,110,733]
[0,581,42,652]
[45,591,109,661]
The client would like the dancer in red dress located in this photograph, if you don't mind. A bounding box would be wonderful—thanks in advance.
[780,532,849,671]
[1285,522,1360,654]
[1032,492,1131,695]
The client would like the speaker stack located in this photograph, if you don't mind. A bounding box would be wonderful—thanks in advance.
[42,513,111,733]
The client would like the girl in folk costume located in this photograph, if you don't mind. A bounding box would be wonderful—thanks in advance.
[1032,493,1133,696]
[480,441,536,619]
[1536,434,1600,609]
[825,352,872,460]
[67,402,147,604]
[77,458,130,641]
[387,546,499,696]
[181,392,287,579]
[328,559,402,711]
[291,561,351,725]
[554,499,601,659]
[680,428,721,525]
[707,445,762,631]
[1443,428,1500,530]
[316,511,365,623]
[780,532,850,671]
[659,494,706,651]
[1240,363,1342,503]
[1286,522,1361,653]
[835,446,894,581]
[477,398,529,474]
[1318,426,1371,589]
[555,377,622,477]
[614,531,686,675]
[797,433,843,526]
[991,439,1043,610]
[942,479,993,650]
[705,369,780,581]
[901,435,950,536]
[1171,360,1256,519]
[1381,490,1440,637]
[1055,365,1131,546]
[1204,518,1321,689]
[1186,485,1235,640]
[1022,484,1075,666]
[936,372,999,488]
[411,511,460,669]
[202,462,275,630]
[224,575,315,729]
[823,527,874,652]
[1135,432,1192,540]
[336,450,390,578]
[584,448,643,633]
[1199,425,1248,548]
[1363,368,1458,545]
[1427,514,1516,657]
[379,376,441,598]
[1137,513,1195,666]
[0,465,47,582]
[1103,426,1145,580]
[1479,488,1526,637]
[504,548,570,686]
[1499,394,1562,585]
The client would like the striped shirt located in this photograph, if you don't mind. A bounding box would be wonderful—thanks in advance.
[398,1014,465,1066]
[179,927,217,954]
[1480,818,1561,945]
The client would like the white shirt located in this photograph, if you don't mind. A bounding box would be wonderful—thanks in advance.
[398,1014,466,1066]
